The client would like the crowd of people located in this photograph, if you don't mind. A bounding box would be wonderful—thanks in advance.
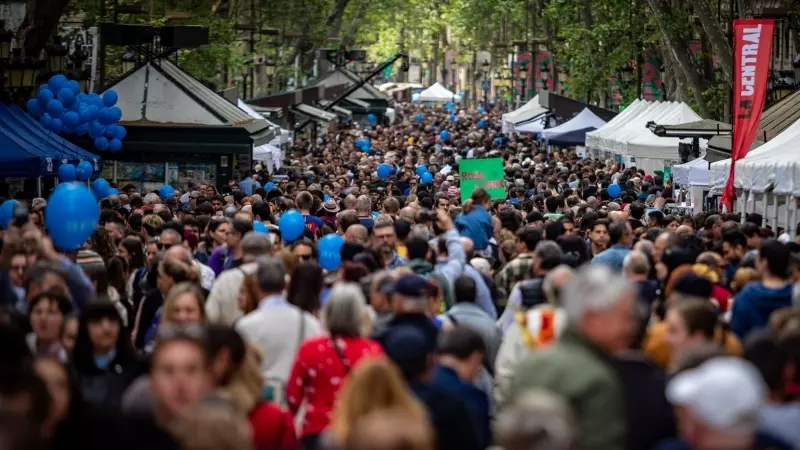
[0,101,800,450]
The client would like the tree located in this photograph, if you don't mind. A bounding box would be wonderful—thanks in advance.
[688,0,733,84]
[17,0,72,55]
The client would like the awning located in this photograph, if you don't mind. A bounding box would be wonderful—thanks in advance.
[0,103,100,177]
[317,100,354,118]
[291,103,338,122]
[648,119,731,138]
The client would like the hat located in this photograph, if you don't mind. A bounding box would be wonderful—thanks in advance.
[667,357,765,431]
[322,199,340,214]
[390,274,436,299]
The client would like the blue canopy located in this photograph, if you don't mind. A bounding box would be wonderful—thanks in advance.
[549,127,599,147]
[0,103,100,177]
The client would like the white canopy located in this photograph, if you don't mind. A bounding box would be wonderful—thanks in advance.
[540,108,607,140]
[238,99,286,173]
[586,100,706,174]
[710,118,800,195]
[515,115,547,133]
[672,156,710,186]
[417,82,460,103]
[502,94,547,128]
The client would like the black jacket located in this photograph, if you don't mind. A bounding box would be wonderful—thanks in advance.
[75,355,143,412]
[410,381,482,450]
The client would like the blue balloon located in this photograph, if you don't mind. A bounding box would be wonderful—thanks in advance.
[76,161,93,181]
[76,93,88,104]
[416,165,428,176]
[58,87,76,107]
[58,164,75,182]
[26,99,42,117]
[88,104,100,120]
[50,118,63,133]
[415,113,423,121]
[265,182,275,191]
[366,113,376,124]
[47,99,63,117]
[48,74,68,92]
[97,108,112,125]
[477,120,486,129]
[278,210,305,242]
[318,233,345,271]
[108,188,119,196]
[91,178,110,199]
[40,113,53,129]
[104,124,117,138]
[62,124,75,135]
[108,138,122,153]
[477,106,485,113]
[75,123,89,136]
[421,172,433,184]
[87,93,102,108]
[159,185,175,201]
[66,80,80,95]
[45,183,99,251]
[377,163,392,179]
[440,130,449,140]
[38,88,54,109]
[78,106,91,124]
[450,113,456,121]
[115,125,127,140]
[607,184,622,199]
[0,200,19,230]
[94,137,109,151]
[103,90,118,107]
[63,111,79,127]
[445,102,453,111]
[89,122,104,139]
[109,106,122,123]
[253,221,268,234]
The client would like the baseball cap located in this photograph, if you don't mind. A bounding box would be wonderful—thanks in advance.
[389,274,436,299]
[666,357,766,432]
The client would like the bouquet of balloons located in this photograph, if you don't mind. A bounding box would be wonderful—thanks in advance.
[26,74,127,153]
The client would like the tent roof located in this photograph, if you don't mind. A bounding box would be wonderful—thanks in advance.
[515,115,547,133]
[672,155,710,186]
[649,119,731,138]
[0,104,100,177]
[541,108,606,140]
[502,95,545,125]
[417,82,459,103]
[549,127,598,147]
[291,104,338,122]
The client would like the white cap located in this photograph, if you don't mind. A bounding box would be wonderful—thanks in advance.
[666,357,765,432]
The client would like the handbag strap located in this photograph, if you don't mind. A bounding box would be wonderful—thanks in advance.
[329,336,351,374]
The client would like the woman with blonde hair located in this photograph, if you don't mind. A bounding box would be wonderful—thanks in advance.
[287,283,383,449]
[329,358,427,449]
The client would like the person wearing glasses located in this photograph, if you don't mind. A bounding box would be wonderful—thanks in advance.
[291,239,317,263]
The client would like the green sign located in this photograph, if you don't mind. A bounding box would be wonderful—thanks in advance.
[459,158,506,202]
[663,166,672,183]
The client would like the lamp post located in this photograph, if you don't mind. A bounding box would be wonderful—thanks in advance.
[519,62,528,103]
[265,56,276,94]
[45,36,68,74]
[480,60,490,107]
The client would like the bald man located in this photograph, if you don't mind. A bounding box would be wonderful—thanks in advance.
[675,224,694,237]
[399,207,416,224]
[345,224,369,245]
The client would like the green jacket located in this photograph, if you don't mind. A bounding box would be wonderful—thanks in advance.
[504,327,626,450]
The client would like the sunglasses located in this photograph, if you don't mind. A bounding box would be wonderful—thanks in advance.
[297,254,313,261]
[157,243,173,250]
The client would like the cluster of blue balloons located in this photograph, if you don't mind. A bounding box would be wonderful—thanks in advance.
[607,184,622,199]
[355,138,372,153]
[27,75,126,153]
[46,183,100,251]
[318,233,344,271]
[449,112,456,121]
[279,210,305,243]
[58,160,94,182]
[445,102,454,111]
[366,113,376,124]
[377,163,392,179]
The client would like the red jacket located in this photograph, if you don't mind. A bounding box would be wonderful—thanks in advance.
[249,401,299,450]
[286,336,383,436]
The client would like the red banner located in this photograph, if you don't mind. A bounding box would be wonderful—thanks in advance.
[721,19,774,211]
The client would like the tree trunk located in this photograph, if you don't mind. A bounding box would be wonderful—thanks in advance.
[661,37,689,103]
[342,0,367,47]
[16,0,72,56]
[647,0,710,116]
[737,0,754,19]
[688,0,733,84]
[326,0,350,38]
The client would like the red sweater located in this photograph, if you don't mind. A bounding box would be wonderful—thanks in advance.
[286,336,383,436]
[249,401,299,450]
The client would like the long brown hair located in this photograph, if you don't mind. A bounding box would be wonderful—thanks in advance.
[330,358,426,446]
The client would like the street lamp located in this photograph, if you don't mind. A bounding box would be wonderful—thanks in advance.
[0,22,12,61]
[45,36,68,74]
[121,49,138,73]
[621,64,634,83]
[519,63,528,101]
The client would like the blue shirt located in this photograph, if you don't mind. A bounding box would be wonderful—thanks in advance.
[455,206,493,251]
[591,244,631,272]
[239,178,261,195]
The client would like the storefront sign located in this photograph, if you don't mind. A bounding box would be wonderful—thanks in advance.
[459,158,506,202]
[722,19,774,211]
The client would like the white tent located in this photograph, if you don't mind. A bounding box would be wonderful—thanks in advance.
[514,115,548,133]
[672,156,710,186]
[417,82,460,103]
[501,95,547,132]
[586,100,706,174]
[238,99,285,173]
[540,108,607,140]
